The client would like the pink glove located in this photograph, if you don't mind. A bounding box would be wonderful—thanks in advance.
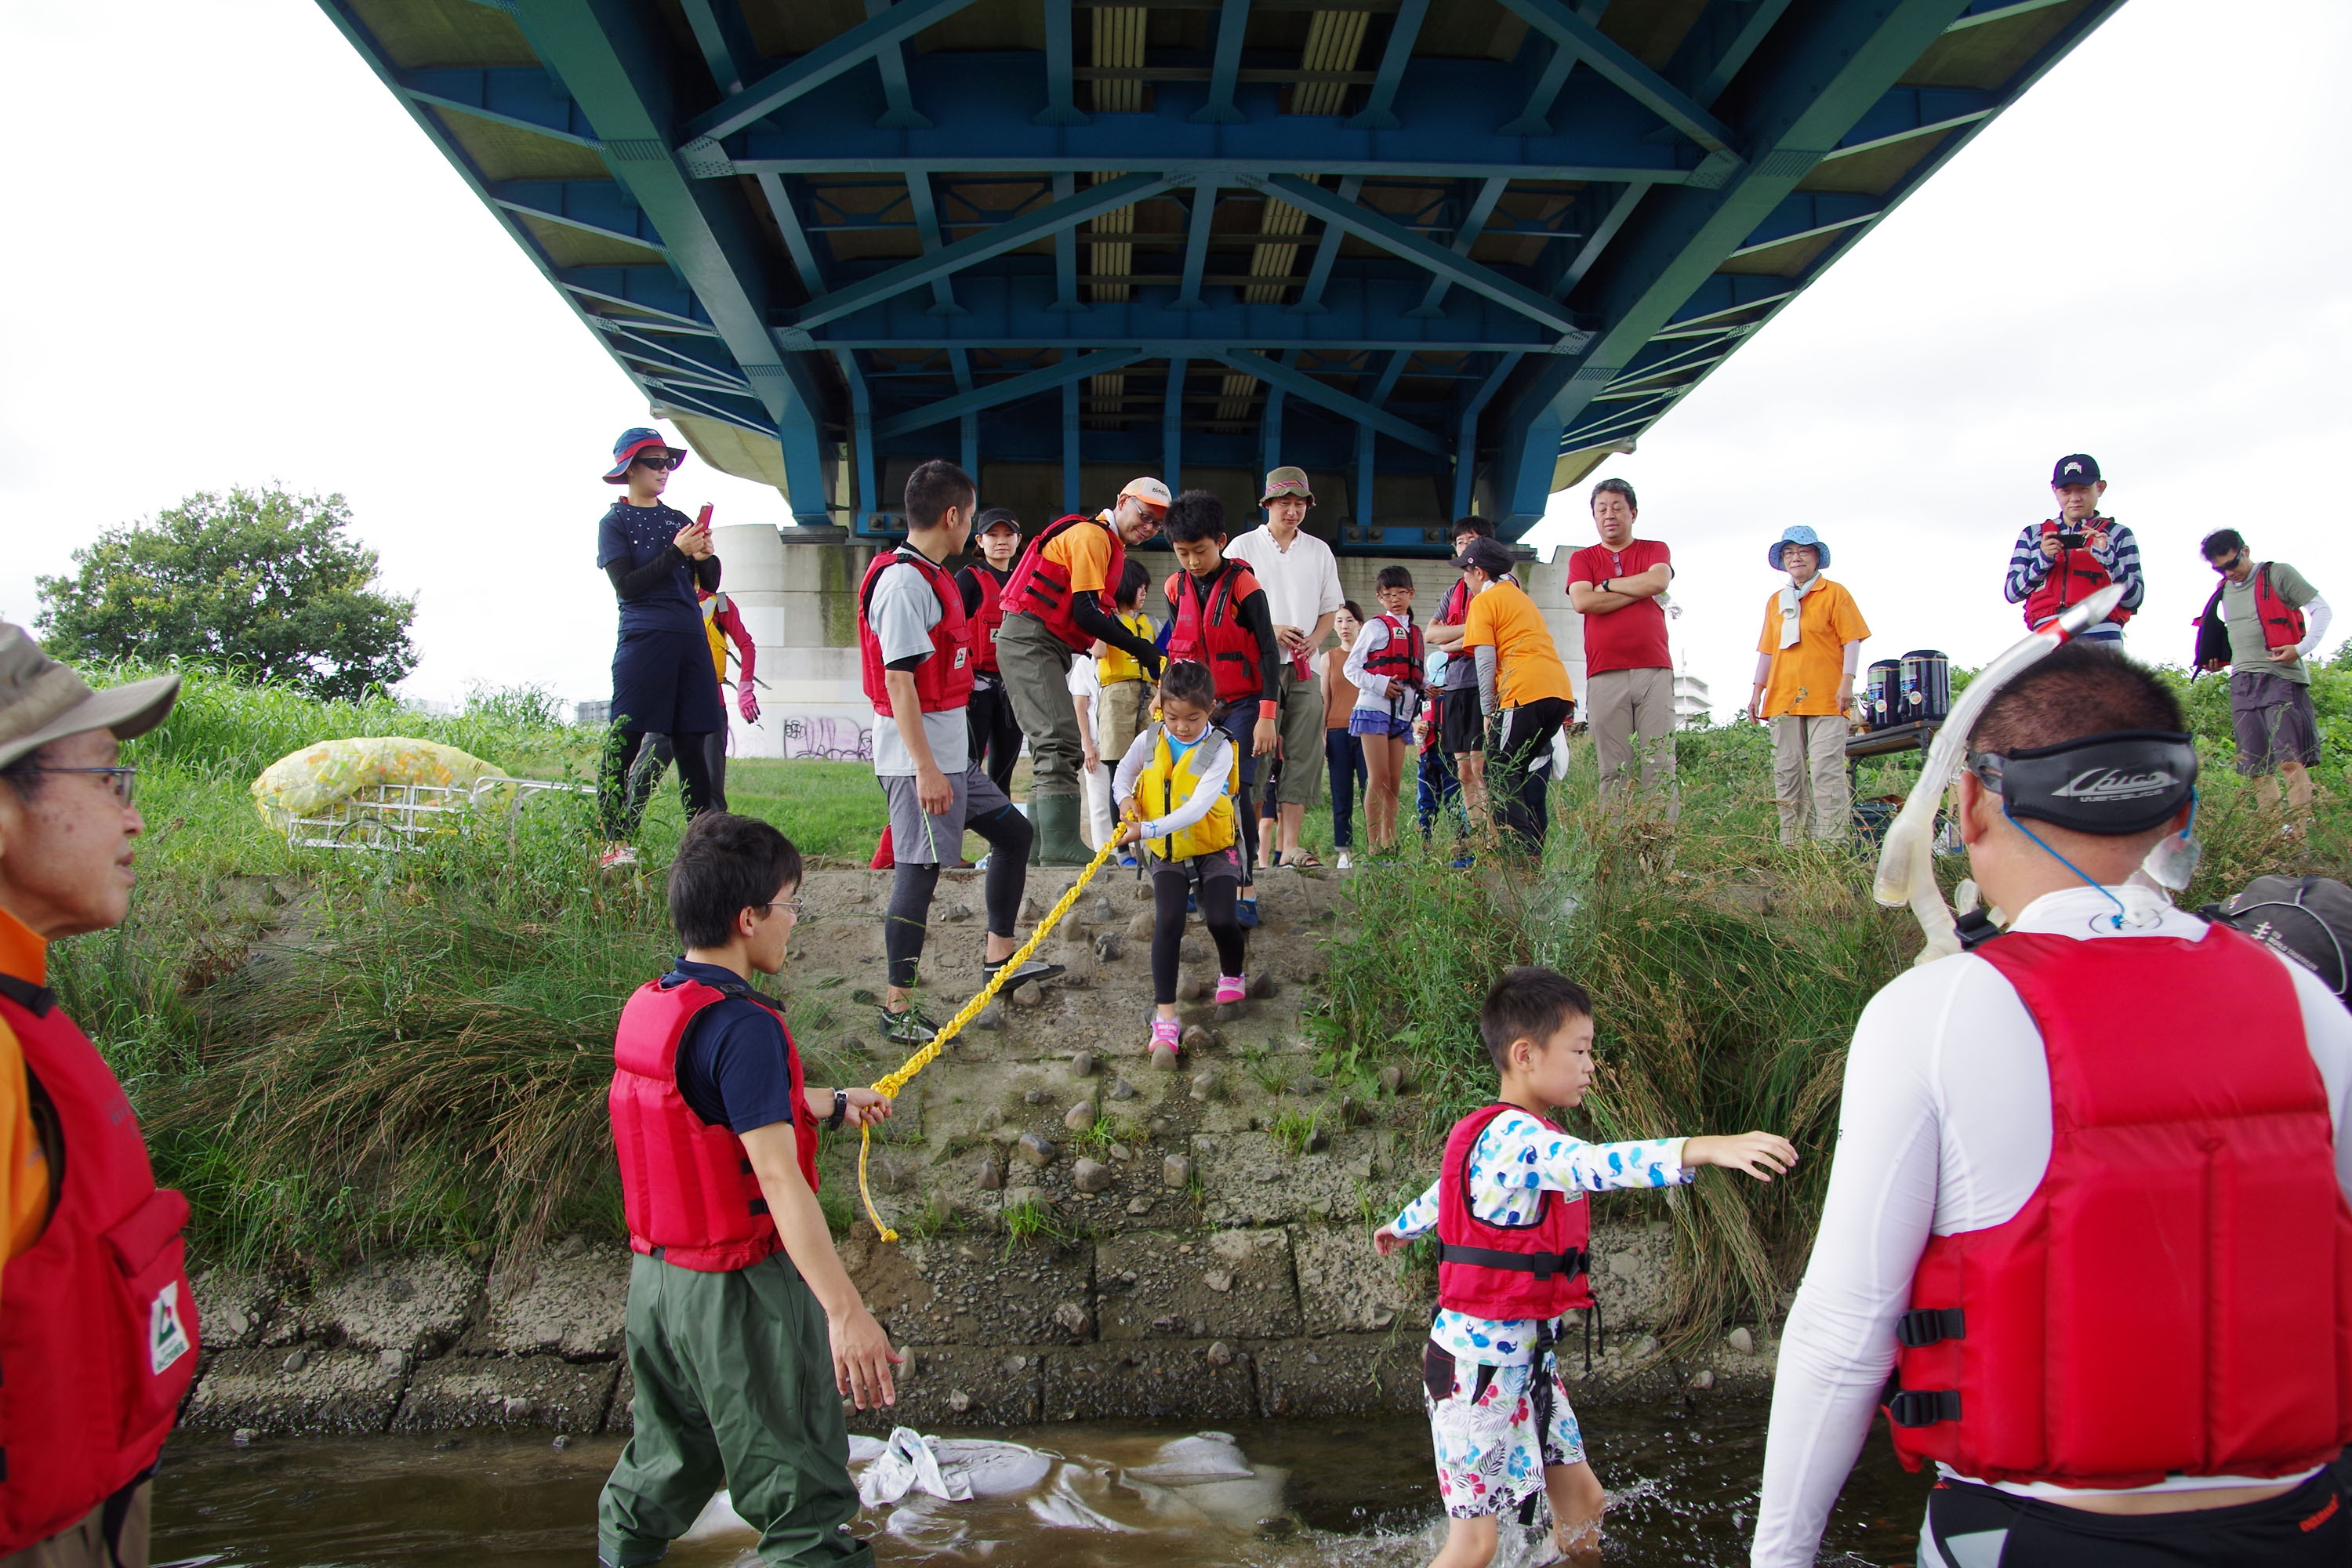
[738,680,760,724]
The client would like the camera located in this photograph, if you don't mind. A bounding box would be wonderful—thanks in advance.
[2056,528,2085,548]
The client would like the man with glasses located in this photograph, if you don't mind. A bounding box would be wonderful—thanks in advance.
[0,622,191,1568]
[2198,529,2332,823]
[995,478,1169,865]
[595,426,724,869]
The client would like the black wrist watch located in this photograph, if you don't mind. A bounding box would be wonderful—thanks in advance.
[826,1089,848,1131]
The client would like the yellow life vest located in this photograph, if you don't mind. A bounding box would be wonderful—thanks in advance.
[701,592,730,682]
[1097,610,1157,685]
[1138,724,1236,862]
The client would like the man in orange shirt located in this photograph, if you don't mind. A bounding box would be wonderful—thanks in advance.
[1748,526,1870,845]
[1455,538,1576,855]
[0,622,190,1568]
[994,477,1168,863]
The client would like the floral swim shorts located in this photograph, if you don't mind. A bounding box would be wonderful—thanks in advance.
[1422,1340,1586,1519]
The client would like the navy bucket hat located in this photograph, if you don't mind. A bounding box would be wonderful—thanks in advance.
[1767,524,1830,571]
[604,426,688,484]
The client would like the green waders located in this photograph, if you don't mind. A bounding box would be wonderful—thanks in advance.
[996,612,1094,864]
[597,1250,869,1567]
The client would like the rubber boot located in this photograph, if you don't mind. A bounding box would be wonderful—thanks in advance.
[1030,793,1091,866]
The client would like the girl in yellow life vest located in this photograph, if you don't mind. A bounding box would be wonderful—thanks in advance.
[1112,662,1249,1066]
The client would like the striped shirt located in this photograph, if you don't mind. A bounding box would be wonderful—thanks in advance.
[2002,516,2144,628]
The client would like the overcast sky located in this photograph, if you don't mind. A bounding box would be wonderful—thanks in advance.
[6,0,2347,718]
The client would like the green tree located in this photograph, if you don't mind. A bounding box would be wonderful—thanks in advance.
[35,486,418,702]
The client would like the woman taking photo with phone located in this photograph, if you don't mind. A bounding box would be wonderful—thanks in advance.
[596,426,724,868]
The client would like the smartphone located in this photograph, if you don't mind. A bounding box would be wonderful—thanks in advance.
[697,503,713,530]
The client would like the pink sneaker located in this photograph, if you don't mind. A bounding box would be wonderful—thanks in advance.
[1214,974,1247,1005]
[1148,1016,1182,1062]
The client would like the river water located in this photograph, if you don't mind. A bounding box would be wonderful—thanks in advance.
[151,1400,1926,1566]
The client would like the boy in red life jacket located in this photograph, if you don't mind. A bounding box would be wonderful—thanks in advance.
[1341,565,1425,852]
[1161,490,1283,923]
[858,462,1061,1049]
[600,812,896,1567]
[0,624,187,1568]
[956,506,1025,796]
[1374,968,1795,1567]
[1751,644,2352,1568]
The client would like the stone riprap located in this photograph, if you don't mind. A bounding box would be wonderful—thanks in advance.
[170,866,1777,1438]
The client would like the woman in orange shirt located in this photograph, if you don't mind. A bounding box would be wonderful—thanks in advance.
[1748,525,1871,845]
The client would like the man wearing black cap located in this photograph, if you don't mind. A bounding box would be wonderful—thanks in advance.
[1754,644,2352,1568]
[2002,455,2142,643]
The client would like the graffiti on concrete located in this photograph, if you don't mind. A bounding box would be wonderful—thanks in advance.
[782,714,874,761]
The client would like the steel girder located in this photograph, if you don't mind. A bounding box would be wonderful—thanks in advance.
[321,0,2127,553]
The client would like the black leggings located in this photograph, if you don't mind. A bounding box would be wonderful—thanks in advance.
[884,804,1033,989]
[1214,706,1261,884]
[628,731,730,816]
[1151,867,1245,1005]
[600,725,713,840]
[967,683,1023,796]
[1325,728,1366,849]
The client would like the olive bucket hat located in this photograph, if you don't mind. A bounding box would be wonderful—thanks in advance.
[0,622,181,771]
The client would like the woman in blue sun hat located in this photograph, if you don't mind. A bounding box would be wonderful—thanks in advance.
[595,426,726,868]
[1748,524,1871,847]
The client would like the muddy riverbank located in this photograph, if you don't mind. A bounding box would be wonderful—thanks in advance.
[176,866,1777,1442]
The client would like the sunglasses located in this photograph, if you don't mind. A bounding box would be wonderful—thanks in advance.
[20,765,137,808]
[633,454,679,471]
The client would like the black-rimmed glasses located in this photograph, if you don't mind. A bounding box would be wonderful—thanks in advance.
[18,765,137,807]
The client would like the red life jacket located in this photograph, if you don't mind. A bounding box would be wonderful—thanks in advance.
[2193,564,2309,670]
[858,546,975,717]
[0,974,198,1556]
[1163,561,1267,704]
[608,976,819,1273]
[1435,1103,1594,1320]
[1886,926,2352,1488]
[2024,519,2133,629]
[967,564,1009,676]
[1364,612,1424,689]
[1439,579,1475,670]
[1002,514,1127,653]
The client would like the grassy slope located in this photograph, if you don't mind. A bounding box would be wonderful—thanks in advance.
[48,661,2352,1323]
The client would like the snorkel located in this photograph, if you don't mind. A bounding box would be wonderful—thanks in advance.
[1873,584,2125,963]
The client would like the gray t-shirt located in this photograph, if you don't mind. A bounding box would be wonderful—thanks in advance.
[2221,561,2318,687]
[868,555,972,775]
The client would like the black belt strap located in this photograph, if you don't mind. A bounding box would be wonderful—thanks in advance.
[1437,1242,1588,1280]
[1896,1307,1966,1348]
[1886,1388,1962,1428]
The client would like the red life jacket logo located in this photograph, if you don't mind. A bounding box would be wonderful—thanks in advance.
[150,1279,192,1375]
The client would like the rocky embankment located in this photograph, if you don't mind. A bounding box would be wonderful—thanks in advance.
[177,865,1778,1439]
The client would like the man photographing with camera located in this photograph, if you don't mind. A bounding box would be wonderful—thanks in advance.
[2002,453,2142,643]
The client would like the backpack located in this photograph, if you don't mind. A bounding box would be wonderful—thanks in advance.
[2201,875,2352,1003]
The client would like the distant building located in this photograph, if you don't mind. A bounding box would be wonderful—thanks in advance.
[575,699,611,728]
[1675,672,1711,728]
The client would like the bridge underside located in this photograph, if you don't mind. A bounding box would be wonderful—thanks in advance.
[324,0,2120,554]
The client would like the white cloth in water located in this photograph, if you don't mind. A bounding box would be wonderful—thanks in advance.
[1123,1432,1255,1484]
[855,1426,1054,1506]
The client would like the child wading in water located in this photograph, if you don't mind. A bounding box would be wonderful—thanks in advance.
[1375,967,1795,1566]
[1112,661,1249,1065]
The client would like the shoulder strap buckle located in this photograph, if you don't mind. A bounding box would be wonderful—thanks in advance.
[1894,1306,1965,1348]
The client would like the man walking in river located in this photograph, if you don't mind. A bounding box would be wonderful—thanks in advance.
[0,623,194,1568]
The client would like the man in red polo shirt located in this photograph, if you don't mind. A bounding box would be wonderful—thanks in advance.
[1566,478,1676,820]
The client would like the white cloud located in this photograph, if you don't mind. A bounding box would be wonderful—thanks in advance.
[5,0,2346,719]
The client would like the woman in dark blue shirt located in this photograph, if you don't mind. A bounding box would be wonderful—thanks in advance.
[596,427,725,867]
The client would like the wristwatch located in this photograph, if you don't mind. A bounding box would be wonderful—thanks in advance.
[826,1089,848,1131]
[1600,578,1613,595]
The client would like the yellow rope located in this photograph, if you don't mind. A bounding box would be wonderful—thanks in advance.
[859,834,1121,1240]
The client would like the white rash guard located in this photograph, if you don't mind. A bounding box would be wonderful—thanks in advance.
[1751,882,2352,1568]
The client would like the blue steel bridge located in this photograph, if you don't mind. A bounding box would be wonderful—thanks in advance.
[322,0,2121,556]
